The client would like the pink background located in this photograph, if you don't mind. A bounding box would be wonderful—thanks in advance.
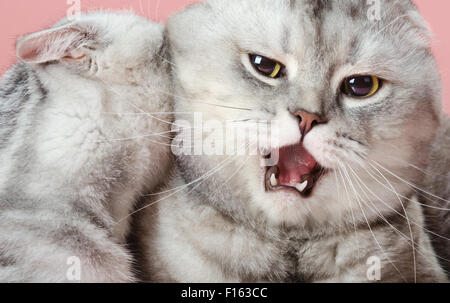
[0,0,448,114]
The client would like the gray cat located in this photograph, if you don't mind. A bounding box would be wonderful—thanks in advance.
[0,12,172,282]
[138,0,449,282]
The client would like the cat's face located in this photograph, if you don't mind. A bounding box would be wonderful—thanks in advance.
[168,0,442,227]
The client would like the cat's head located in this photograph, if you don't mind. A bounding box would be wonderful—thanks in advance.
[16,11,165,84]
[168,0,443,228]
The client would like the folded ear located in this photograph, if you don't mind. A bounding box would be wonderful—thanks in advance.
[16,22,99,64]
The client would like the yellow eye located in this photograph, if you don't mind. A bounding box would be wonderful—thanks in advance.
[341,75,381,98]
[249,54,284,79]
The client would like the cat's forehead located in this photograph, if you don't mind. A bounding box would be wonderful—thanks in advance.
[169,0,420,57]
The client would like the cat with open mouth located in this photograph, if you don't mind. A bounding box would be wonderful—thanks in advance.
[137,0,449,282]
[265,138,326,197]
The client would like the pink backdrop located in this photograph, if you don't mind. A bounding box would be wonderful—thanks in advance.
[0,0,449,114]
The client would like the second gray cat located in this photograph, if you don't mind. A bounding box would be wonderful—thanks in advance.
[0,12,172,282]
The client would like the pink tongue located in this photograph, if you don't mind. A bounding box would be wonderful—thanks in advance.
[277,143,317,187]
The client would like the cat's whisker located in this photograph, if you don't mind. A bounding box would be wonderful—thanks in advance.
[340,163,407,281]
[142,138,174,147]
[349,165,450,272]
[146,83,256,111]
[222,143,257,186]
[135,141,259,216]
[100,112,193,116]
[230,119,271,124]
[117,151,245,223]
[99,79,206,129]
[419,193,450,210]
[335,168,361,256]
[171,151,247,195]
[370,160,450,205]
[97,79,183,129]
[88,124,220,145]
[352,164,450,211]
[348,164,419,281]
[125,100,180,127]
[349,165,413,243]
[188,100,253,111]
[349,165,450,264]
[117,181,187,224]
[141,150,249,198]
[367,162,417,282]
[150,54,262,113]
[90,130,175,144]
[357,162,450,242]
[375,141,439,178]
[347,164,450,275]
[193,145,254,193]
[130,81,258,112]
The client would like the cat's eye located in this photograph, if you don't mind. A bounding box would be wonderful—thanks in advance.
[341,75,381,98]
[249,54,285,79]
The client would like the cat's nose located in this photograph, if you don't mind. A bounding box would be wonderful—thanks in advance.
[294,111,323,138]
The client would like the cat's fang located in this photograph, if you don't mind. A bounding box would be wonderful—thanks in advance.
[295,181,308,193]
[270,173,279,187]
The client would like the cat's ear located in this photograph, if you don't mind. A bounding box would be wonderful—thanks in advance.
[16,22,100,65]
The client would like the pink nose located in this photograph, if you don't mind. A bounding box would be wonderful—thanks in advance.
[294,111,323,138]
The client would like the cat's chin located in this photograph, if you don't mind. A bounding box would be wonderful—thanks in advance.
[255,175,337,227]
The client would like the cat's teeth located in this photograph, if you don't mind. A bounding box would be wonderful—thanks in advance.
[270,173,279,187]
[295,181,308,193]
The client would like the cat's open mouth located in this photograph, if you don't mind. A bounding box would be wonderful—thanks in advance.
[264,142,325,197]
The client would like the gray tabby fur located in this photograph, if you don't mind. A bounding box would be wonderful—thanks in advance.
[139,0,448,282]
[0,12,172,282]
[422,117,450,278]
